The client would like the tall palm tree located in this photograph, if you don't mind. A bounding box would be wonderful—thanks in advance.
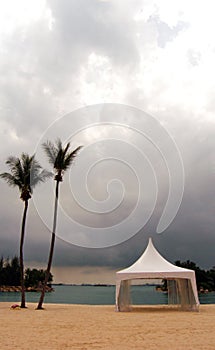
[0,153,52,308]
[37,139,82,309]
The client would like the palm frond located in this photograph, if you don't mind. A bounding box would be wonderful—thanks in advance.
[20,154,34,192]
[63,145,83,170]
[0,172,22,189]
[62,142,70,159]
[42,141,58,165]
[6,156,24,184]
[29,156,42,174]
[54,148,63,169]
[22,153,38,174]
[56,138,62,149]
[43,138,83,176]
[5,156,19,170]
[1,153,52,198]
[31,169,53,188]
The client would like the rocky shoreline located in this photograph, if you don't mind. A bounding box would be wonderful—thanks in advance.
[0,285,54,292]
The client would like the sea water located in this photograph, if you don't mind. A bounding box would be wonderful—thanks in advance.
[0,285,215,305]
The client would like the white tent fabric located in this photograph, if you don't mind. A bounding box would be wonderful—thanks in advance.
[116,238,200,311]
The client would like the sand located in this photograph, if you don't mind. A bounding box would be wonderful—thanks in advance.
[0,303,215,350]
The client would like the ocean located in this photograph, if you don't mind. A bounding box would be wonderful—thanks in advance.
[0,285,215,305]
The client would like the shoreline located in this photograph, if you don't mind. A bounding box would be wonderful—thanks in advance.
[0,285,53,293]
[0,303,215,349]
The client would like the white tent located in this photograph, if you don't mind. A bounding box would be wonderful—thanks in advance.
[116,238,200,311]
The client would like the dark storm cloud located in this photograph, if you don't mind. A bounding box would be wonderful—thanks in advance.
[0,0,215,275]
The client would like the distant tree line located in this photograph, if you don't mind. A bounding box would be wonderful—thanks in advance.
[0,256,53,288]
[175,260,215,292]
[162,260,215,292]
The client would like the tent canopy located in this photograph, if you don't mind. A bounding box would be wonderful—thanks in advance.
[116,238,199,311]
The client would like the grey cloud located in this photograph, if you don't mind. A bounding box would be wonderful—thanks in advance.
[48,0,140,67]
[187,49,201,67]
[1,105,215,269]
[0,0,215,275]
[148,15,189,48]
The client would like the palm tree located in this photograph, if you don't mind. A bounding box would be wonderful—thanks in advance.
[37,139,82,309]
[0,153,52,308]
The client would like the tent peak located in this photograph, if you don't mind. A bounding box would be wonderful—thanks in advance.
[117,237,196,274]
[148,237,153,246]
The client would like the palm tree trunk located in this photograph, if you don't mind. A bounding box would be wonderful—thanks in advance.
[20,200,28,308]
[37,180,60,309]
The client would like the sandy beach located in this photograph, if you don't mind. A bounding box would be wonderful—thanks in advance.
[0,303,215,350]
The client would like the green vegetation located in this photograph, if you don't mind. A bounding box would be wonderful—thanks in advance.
[162,260,215,292]
[0,154,52,307]
[37,139,82,310]
[25,268,53,288]
[0,256,53,289]
[0,140,83,308]
[175,260,215,292]
[0,256,20,286]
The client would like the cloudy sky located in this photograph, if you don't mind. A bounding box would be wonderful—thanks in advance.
[0,0,215,283]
